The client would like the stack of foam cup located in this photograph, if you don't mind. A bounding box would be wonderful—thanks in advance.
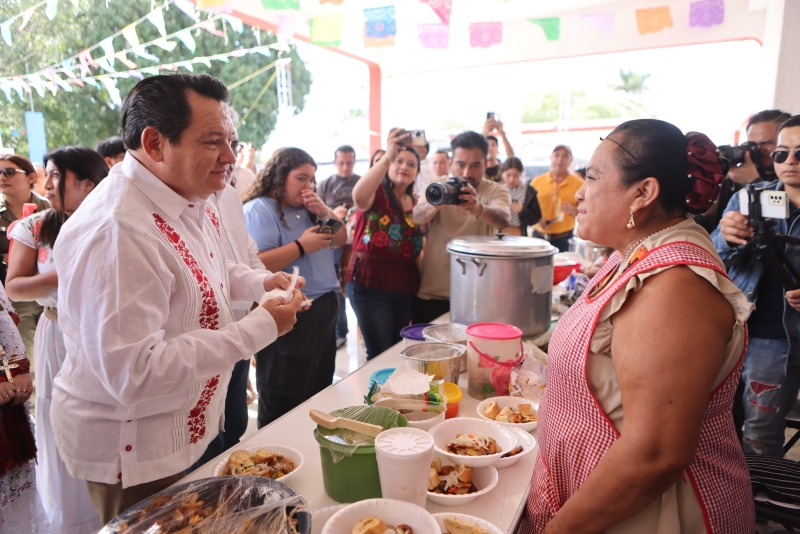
[374,427,435,508]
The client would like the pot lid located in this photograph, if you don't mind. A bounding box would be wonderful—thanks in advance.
[446,235,556,257]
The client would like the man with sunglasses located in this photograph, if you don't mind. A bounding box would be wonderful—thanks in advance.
[713,114,800,458]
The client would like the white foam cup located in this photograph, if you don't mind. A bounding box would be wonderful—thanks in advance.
[374,427,435,508]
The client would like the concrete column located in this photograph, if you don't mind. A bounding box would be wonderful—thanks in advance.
[761,0,800,113]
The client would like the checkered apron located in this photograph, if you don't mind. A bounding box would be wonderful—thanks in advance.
[523,241,755,533]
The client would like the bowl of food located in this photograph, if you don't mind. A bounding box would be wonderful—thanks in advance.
[212,444,303,483]
[493,426,537,469]
[476,396,540,432]
[321,498,438,534]
[433,513,504,534]
[422,324,468,373]
[426,456,498,506]
[100,476,311,534]
[400,342,465,384]
[428,418,516,468]
[312,505,348,534]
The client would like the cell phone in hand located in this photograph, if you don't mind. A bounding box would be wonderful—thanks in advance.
[316,217,344,234]
[487,112,499,121]
[409,130,427,147]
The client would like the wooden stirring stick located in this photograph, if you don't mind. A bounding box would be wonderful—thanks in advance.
[309,409,384,438]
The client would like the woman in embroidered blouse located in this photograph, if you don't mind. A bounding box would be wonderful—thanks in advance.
[347,129,423,360]
[6,146,107,534]
[243,148,346,428]
[521,120,754,534]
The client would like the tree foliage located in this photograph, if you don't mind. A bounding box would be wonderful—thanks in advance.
[0,0,311,157]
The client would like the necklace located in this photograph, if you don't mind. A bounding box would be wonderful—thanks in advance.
[295,213,301,219]
[621,220,687,267]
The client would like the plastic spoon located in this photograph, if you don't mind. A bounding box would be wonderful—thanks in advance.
[309,409,383,438]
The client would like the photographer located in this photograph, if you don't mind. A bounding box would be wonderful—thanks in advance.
[698,110,790,233]
[711,115,800,457]
[412,131,511,324]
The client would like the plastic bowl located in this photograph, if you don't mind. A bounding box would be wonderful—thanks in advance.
[475,396,540,432]
[311,505,347,534]
[321,498,439,534]
[553,261,583,285]
[426,459,498,507]
[428,418,517,468]
[442,382,462,419]
[212,444,303,483]
[400,342,466,384]
[369,368,395,387]
[404,409,446,431]
[494,427,537,469]
[432,513,504,534]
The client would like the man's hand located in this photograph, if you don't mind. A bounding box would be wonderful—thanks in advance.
[511,200,523,213]
[262,289,303,336]
[456,184,483,217]
[302,190,330,219]
[298,226,334,254]
[727,151,761,186]
[482,118,501,136]
[719,210,754,246]
[264,272,306,292]
[787,289,800,312]
[333,205,348,219]
[559,201,578,216]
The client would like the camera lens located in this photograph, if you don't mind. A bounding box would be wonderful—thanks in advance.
[426,183,445,205]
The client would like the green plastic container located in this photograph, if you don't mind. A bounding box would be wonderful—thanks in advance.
[314,406,408,503]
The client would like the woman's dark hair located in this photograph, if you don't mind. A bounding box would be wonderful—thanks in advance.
[381,147,419,214]
[369,149,386,168]
[606,119,718,215]
[122,73,229,151]
[499,156,524,175]
[0,155,36,188]
[40,146,108,246]
[244,147,317,228]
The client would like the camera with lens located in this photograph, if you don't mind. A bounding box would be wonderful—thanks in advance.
[425,177,469,206]
[717,141,762,169]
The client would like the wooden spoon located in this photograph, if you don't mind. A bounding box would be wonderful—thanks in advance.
[309,409,383,438]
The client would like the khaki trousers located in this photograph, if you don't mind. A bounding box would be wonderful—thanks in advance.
[86,472,185,525]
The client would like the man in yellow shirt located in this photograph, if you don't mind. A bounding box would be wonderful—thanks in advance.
[531,145,584,251]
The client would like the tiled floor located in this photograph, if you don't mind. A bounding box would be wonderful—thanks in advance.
[242,297,366,440]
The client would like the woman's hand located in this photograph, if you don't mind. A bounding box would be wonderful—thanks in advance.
[385,128,410,162]
[10,373,32,406]
[787,289,800,312]
[301,190,330,219]
[298,226,334,254]
[511,200,523,213]
[0,381,18,407]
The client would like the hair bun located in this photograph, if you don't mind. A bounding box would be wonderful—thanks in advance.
[684,132,725,214]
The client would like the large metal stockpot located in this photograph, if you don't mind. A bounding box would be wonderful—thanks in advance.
[447,235,557,337]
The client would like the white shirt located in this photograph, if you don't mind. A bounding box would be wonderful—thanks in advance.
[211,183,266,317]
[414,158,440,198]
[231,167,256,197]
[52,154,277,487]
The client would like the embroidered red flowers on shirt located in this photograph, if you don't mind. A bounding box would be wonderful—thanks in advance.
[153,213,222,444]
[205,206,221,237]
[38,247,48,264]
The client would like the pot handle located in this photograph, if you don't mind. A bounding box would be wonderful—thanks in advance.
[456,258,466,275]
[471,258,487,277]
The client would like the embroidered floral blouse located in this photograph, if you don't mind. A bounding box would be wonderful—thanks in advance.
[346,185,423,294]
[9,210,57,308]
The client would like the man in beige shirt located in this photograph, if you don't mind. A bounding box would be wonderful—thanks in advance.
[412,131,511,323]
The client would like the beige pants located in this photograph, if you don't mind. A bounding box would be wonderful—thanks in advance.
[86,472,185,525]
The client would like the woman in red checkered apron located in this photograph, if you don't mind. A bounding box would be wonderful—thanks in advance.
[520,120,755,534]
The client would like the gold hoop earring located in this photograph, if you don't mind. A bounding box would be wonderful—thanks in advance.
[626,207,635,229]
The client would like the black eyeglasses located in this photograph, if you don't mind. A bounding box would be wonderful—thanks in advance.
[0,168,27,178]
[771,150,800,164]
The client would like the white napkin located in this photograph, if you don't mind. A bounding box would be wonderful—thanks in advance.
[259,266,308,307]
[383,365,434,396]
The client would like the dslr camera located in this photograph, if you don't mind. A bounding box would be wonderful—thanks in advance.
[426,177,469,206]
[717,141,762,169]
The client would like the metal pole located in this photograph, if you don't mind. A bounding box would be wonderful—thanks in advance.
[25,63,34,112]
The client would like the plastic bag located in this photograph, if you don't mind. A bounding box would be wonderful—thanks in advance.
[316,405,403,463]
[551,271,591,317]
[364,371,447,414]
[509,341,548,400]
[100,476,309,534]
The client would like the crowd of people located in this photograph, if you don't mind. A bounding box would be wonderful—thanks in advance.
[1,70,799,533]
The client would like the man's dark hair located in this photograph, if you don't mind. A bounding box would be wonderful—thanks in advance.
[122,73,229,151]
[486,135,498,145]
[334,145,356,158]
[424,141,430,153]
[95,136,125,158]
[451,131,489,159]
[748,109,791,131]
[434,149,449,158]
[778,115,800,134]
